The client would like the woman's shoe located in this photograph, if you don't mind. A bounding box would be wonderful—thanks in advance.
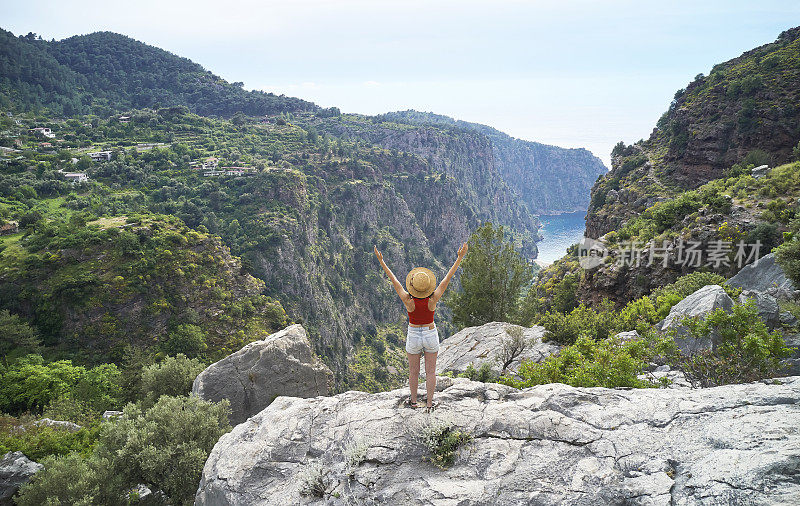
[405,398,421,409]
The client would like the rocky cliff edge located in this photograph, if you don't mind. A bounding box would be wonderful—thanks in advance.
[196,376,800,505]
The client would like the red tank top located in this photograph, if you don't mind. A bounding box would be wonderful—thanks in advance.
[408,297,435,324]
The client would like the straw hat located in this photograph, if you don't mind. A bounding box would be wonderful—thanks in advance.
[406,267,437,298]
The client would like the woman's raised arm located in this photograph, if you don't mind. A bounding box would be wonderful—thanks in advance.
[431,242,467,303]
[375,246,414,309]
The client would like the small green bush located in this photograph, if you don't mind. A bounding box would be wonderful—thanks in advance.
[163,324,207,358]
[649,271,739,301]
[0,417,100,461]
[460,363,497,383]
[15,452,125,506]
[98,395,231,504]
[139,354,206,407]
[506,332,676,389]
[775,238,800,287]
[537,300,616,345]
[17,395,231,506]
[419,418,472,469]
[669,302,791,387]
[0,355,122,415]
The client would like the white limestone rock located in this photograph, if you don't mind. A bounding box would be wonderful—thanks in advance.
[435,321,560,377]
[192,324,334,426]
[196,376,800,505]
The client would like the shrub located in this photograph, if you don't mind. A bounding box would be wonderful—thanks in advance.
[343,435,370,477]
[417,416,472,469]
[741,149,772,168]
[613,296,659,334]
[163,324,207,358]
[537,300,616,345]
[746,222,782,252]
[460,363,497,383]
[42,396,100,426]
[551,273,579,313]
[20,395,231,505]
[0,417,100,461]
[649,271,739,301]
[298,461,329,498]
[669,302,791,388]
[139,354,206,407]
[775,238,800,287]
[0,355,122,415]
[16,452,125,506]
[0,310,40,361]
[97,395,231,504]
[499,326,527,373]
[507,332,676,389]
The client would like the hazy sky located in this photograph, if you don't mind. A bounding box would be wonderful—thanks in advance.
[3,0,800,166]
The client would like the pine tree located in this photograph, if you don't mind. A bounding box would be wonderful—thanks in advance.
[446,223,532,328]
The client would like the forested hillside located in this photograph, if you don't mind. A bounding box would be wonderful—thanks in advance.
[0,29,317,117]
[0,106,538,386]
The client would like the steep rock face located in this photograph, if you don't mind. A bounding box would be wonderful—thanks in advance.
[381,110,609,214]
[196,377,800,505]
[0,452,43,506]
[192,324,333,426]
[313,116,540,256]
[727,252,798,297]
[435,321,560,377]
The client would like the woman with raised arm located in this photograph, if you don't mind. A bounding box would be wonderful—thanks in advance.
[374,243,468,411]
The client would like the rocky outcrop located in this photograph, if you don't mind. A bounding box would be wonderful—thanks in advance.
[657,285,734,353]
[196,376,800,505]
[192,324,334,426]
[0,452,43,506]
[435,322,560,377]
[738,290,781,329]
[727,252,798,298]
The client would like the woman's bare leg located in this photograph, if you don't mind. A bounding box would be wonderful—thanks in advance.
[408,353,421,403]
[424,352,437,407]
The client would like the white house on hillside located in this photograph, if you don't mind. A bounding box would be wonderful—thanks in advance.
[89,151,113,161]
[62,172,89,183]
[30,127,55,139]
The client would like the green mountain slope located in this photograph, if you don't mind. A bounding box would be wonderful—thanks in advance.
[586,26,800,239]
[0,29,317,117]
[0,213,288,364]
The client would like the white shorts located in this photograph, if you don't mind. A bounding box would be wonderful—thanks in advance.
[406,325,440,354]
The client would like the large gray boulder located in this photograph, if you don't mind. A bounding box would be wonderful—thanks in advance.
[196,377,800,505]
[727,252,797,298]
[738,290,781,329]
[0,452,43,505]
[192,324,333,426]
[657,285,734,353]
[435,322,559,377]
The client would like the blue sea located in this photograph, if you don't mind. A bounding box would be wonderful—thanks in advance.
[535,211,586,264]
